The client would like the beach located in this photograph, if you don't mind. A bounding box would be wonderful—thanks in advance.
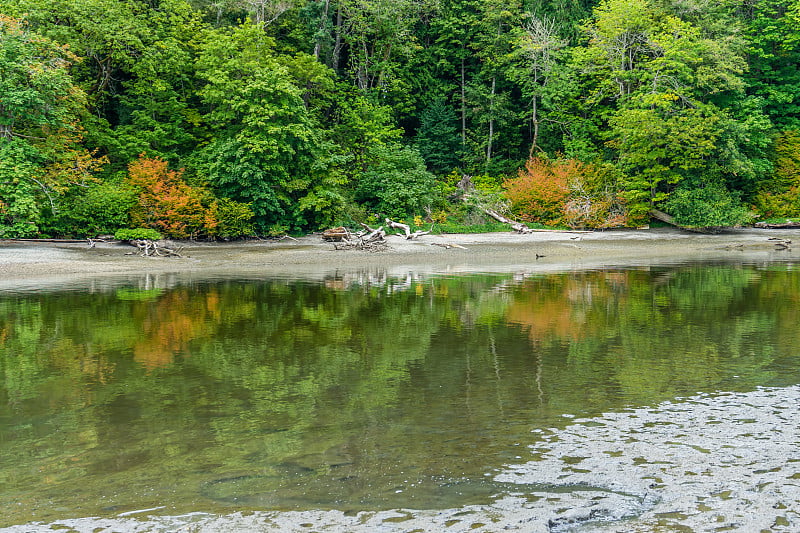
[1,227,798,286]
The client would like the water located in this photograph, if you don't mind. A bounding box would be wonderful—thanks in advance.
[1,263,799,527]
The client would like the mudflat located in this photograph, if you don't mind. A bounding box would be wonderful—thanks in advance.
[1,227,798,286]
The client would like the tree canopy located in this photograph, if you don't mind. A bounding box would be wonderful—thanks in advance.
[1,0,799,236]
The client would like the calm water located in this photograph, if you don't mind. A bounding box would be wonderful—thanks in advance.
[1,262,799,526]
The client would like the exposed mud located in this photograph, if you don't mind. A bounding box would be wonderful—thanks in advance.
[2,228,800,288]
[3,386,798,532]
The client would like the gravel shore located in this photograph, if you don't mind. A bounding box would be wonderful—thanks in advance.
[2,227,799,287]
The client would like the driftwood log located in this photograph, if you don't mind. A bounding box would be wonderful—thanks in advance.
[128,239,184,257]
[430,242,467,250]
[483,208,536,233]
[483,208,590,234]
[329,224,388,251]
[649,208,724,233]
[768,237,792,250]
[385,218,431,239]
[322,227,351,241]
[755,221,800,229]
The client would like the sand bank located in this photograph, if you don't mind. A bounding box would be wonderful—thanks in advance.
[1,228,799,287]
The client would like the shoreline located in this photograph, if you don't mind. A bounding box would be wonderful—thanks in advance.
[2,228,799,286]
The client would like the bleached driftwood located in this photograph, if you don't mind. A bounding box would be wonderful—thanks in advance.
[483,208,591,234]
[130,239,184,257]
[430,242,467,250]
[385,218,431,239]
[332,224,388,251]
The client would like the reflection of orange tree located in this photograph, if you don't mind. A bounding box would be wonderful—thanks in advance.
[505,273,620,343]
[132,289,222,371]
[50,338,116,387]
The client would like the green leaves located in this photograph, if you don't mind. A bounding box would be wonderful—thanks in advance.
[193,22,320,231]
[1,0,798,235]
[664,184,754,228]
[356,143,436,218]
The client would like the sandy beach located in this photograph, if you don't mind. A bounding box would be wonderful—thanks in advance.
[2,227,799,287]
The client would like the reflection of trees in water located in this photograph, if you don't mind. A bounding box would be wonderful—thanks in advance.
[1,265,799,520]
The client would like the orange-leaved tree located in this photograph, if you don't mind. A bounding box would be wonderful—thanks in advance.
[504,157,627,229]
[503,157,573,226]
[125,156,213,239]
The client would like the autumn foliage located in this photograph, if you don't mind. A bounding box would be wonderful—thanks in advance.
[504,157,627,228]
[504,157,571,226]
[125,156,253,239]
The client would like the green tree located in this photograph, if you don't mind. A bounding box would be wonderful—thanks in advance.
[414,98,462,173]
[5,0,206,168]
[753,130,800,218]
[744,0,800,129]
[552,0,766,224]
[355,143,436,217]
[0,15,105,237]
[192,22,321,232]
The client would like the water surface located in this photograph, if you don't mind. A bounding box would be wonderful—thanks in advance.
[1,262,799,526]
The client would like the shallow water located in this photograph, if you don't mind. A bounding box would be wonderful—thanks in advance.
[1,262,799,528]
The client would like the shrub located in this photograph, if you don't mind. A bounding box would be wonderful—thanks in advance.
[356,144,436,218]
[42,180,136,237]
[207,198,255,239]
[505,158,627,228]
[115,228,163,241]
[504,158,570,225]
[664,184,755,227]
[124,156,254,239]
[753,130,800,218]
[126,157,209,239]
[562,163,627,229]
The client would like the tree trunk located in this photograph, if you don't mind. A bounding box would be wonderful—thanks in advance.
[529,94,540,157]
[486,76,496,170]
[313,0,331,61]
[461,55,467,147]
[332,4,343,72]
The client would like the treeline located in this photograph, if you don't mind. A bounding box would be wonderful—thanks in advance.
[1,0,799,238]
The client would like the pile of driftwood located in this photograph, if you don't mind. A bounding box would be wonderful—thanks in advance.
[383,218,431,239]
[127,239,184,257]
[324,224,389,251]
[323,218,433,251]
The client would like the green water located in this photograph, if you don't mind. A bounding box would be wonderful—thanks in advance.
[1,263,799,526]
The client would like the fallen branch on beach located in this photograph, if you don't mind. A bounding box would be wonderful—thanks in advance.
[329,224,389,251]
[483,208,590,234]
[430,242,467,250]
[385,218,431,239]
[127,239,184,257]
[87,237,112,248]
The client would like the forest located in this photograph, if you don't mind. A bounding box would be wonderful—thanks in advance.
[1,0,799,238]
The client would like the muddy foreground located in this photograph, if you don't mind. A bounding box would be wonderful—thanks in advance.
[3,386,798,532]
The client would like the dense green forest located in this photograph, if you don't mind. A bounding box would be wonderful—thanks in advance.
[1,0,799,238]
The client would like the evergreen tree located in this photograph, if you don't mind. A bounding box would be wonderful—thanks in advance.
[414,98,462,173]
